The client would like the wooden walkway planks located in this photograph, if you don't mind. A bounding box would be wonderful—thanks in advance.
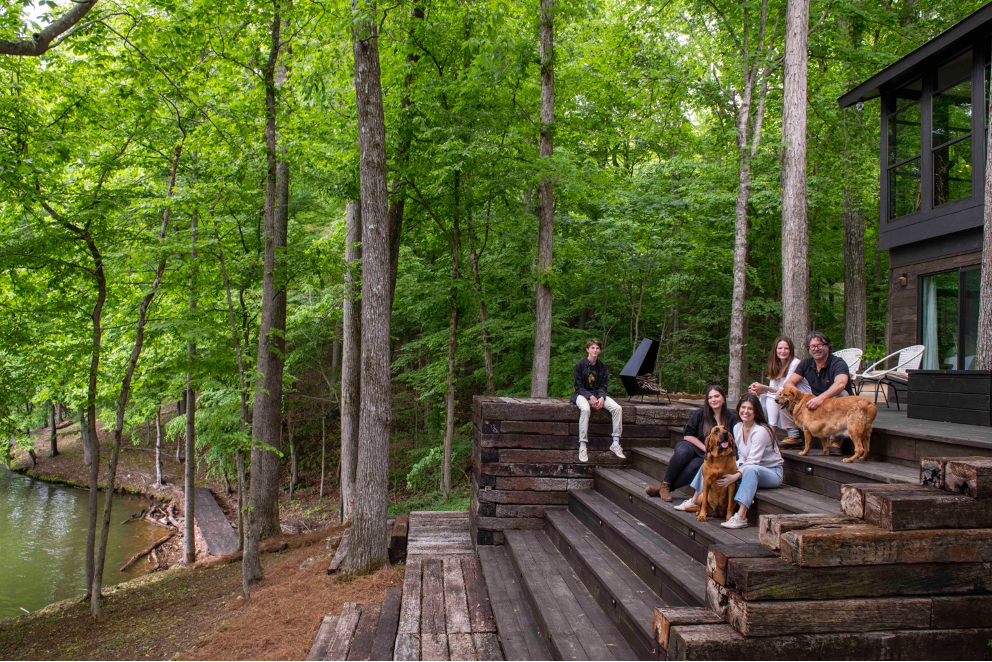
[193,487,239,556]
[407,511,475,558]
[395,511,506,661]
[309,511,503,660]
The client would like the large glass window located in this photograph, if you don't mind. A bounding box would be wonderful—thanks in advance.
[887,79,922,219]
[920,267,981,370]
[932,51,973,207]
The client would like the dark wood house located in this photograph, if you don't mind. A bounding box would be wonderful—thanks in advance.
[840,6,989,370]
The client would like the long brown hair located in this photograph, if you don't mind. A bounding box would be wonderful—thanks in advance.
[737,393,777,450]
[766,336,796,381]
[702,385,733,440]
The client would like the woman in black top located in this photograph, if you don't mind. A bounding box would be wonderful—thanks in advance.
[645,385,738,501]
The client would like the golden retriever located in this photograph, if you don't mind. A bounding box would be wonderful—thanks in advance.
[775,387,877,463]
[696,425,738,522]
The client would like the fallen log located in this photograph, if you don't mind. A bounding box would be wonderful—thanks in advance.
[121,533,174,572]
[122,509,146,525]
[143,513,172,530]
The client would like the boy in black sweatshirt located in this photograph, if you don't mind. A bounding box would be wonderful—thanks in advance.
[570,338,625,462]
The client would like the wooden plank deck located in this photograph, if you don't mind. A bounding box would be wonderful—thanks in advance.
[407,511,475,558]
[193,487,239,556]
[395,511,505,660]
[312,511,503,660]
[873,407,992,447]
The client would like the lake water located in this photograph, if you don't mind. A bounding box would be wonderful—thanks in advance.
[0,466,163,620]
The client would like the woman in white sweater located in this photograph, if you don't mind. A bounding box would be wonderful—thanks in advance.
[673,393,784,529]
[748,336,810,443]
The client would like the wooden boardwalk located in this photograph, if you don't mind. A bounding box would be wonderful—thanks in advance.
[310,511,503,661]
[193,487,239,556]
[396,512,500,660]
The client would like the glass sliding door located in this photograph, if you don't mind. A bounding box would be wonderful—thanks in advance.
[919,267,982,370]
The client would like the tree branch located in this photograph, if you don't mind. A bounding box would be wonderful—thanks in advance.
[0,0,99,57]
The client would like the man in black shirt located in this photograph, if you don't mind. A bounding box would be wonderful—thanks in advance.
[571,339,625,462]
[783,331,852,453]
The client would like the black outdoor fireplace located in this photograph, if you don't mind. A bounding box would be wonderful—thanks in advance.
[620,338,669,403]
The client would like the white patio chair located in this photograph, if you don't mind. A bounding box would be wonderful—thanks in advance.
[855,345,925,410]
[834,348,864,379]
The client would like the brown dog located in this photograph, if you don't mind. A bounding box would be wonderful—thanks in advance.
[696,425,738,522]
[775,387,877,463]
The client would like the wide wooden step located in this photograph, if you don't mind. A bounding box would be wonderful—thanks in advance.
[594,467,760,563]
[627,450,842,520]
[567,488,705,607]
[504,529,640,661]
[477,545,552,661]
[544,509,666,659]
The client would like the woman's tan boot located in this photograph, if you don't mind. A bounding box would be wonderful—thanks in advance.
[646,481,672,501]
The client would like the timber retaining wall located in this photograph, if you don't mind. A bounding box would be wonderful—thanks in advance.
[470,395,696,546]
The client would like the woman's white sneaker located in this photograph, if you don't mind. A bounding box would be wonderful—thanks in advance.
[673,498,698,512]
[609,443,626,459]
[721,514,748,529]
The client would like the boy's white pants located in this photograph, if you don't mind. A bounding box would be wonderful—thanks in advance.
[575,396,622,443]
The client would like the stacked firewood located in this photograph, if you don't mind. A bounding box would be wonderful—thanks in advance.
[635,373,664,393]
[655,457,992,660]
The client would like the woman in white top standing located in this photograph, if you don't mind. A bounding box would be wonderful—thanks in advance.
[748,336,810,444]
[673,394,784,529]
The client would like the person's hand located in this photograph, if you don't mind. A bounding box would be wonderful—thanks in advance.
[594,397,604,410]
[716,473,739,488]
[806,396,825,410]
[748,382,764,395]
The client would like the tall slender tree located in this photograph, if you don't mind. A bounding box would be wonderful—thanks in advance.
[347,0,391,575]
[530,0,555,397]
[185,211,198,566]
[244,3,290,595]
[340,200,361,522]
[781,0,811,355]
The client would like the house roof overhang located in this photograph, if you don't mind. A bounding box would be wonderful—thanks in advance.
[838,2,992,108]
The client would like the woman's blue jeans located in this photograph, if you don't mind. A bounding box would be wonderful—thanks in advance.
[689,464,783,508]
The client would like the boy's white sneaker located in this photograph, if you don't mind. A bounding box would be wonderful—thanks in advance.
[579,447,589,462]
[609,442,626,459]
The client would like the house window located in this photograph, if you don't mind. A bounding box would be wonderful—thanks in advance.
[887,78,922,219]
[920,267,981,370]
[932,51,973,207]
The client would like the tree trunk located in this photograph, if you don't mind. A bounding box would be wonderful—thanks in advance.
[154,408,163,488]
[443,174,461,499]
[320,414,326,499]
[49,402,58,458]
[236,450,246,552]
[842,189,867,350]
[530,0,554,398]
[91,143,178,619]
[185,211,198,567]
[340,200,362,522]
[469,207,495,396]
[215,217,250,555]
[781,0,811,357]
[347,0,391,575]
[247,7,290,596]
[288,416,297,501]
[728,150,753,404]
[385,3,423,310]
[83,235,105,608]
[975,90,992,370]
